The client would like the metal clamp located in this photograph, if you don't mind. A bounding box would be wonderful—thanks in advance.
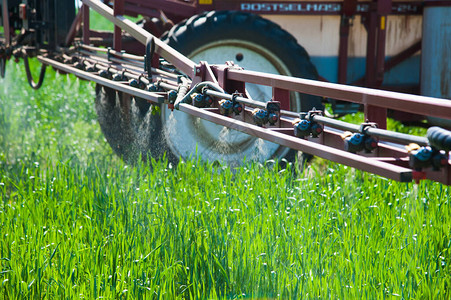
[265,101,280,125]
[406,143,448,171]
[341,122,378,153]
[293,109,323,138]
[231,92,243,115]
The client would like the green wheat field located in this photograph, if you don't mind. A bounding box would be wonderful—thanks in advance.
[0,57,450,298]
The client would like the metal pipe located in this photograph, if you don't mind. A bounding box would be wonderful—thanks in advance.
[79,50,143,69]
[78,50,179,81]
[38,56,165,103]
[89,62,178,88]
[158,81,179,91]
[93,63,146,81]
[311,115,361,132]
[109,56,145,69]
[113,0,124,51]
[204,86,429,149]
[80,44,109,53]
[151,67,179,80]
[85,57,145,78]
[184,85,429,146]
[310,115,428,146]
[81,44,145,62]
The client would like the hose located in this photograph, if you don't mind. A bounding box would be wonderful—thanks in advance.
[174,81,224,110]
[23,55,46,90]
[0,57,5,78]
[145,36,155,80]
[427,127,451,152]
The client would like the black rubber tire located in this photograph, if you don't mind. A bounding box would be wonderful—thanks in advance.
[163,10,323,112]
[95,85,174,163]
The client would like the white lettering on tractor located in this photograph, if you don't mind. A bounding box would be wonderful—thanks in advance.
[240,2,341,13]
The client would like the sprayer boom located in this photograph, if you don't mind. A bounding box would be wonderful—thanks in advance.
[1,0,451,185]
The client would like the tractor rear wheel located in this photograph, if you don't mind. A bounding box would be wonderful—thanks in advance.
[160,11,322,165]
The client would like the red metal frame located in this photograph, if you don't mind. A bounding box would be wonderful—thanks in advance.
[82,5,90,45]
[1,0,11,47]
[113,1,124,51]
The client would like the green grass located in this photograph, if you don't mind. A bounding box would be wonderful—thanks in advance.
[1,61,450,299]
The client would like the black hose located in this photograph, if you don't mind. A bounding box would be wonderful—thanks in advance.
[145,36,155,80]
[0,56,5,78]
[366,127,428,146]
[23,55,46,90]
[427,126,451,151]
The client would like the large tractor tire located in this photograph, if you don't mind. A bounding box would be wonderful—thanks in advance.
[160,11,322,165]
[95,11,321,165]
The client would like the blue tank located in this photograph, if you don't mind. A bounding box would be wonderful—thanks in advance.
[422,5,451,125]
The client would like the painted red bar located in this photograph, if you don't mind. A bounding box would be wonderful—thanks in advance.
[365,105,387,129]
[113,0,124,51]
[273,88,290,110]
[66,9,83,46]
[364,0,390,130]
[338,17,350,84]
[82,5,90,45]
[375,0,391,86]
[2,0,10,46]
[226,69,451,120]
